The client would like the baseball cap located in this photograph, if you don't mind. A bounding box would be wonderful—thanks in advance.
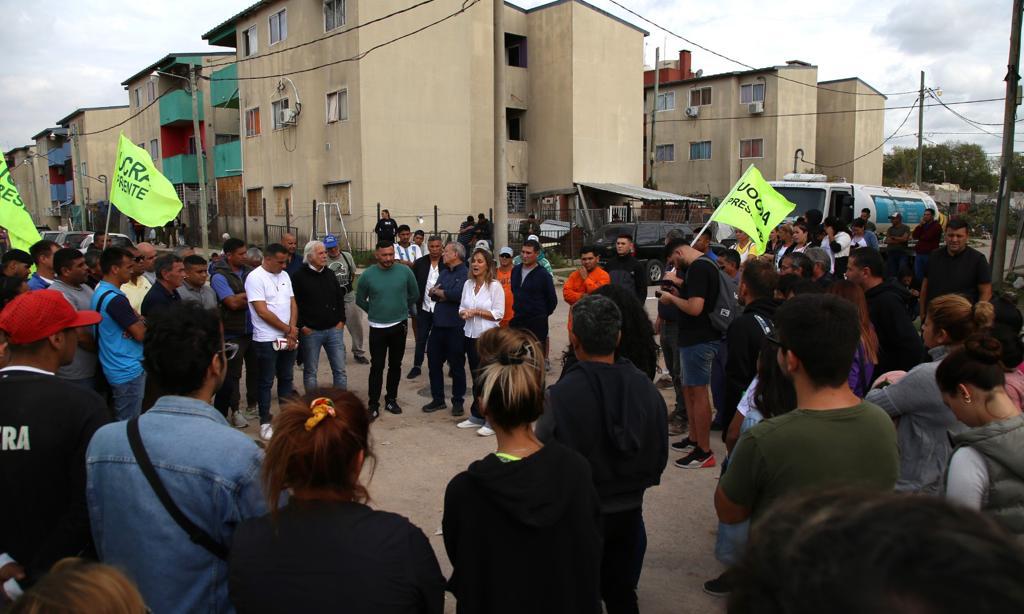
[323,234,339,248]
[474,240,490,251]
[889,212,901,219]
[499,247,513,257]
[527,234,540,243]
[0,290,101,345]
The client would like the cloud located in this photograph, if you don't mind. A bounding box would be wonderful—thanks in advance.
[873,0,1008,56]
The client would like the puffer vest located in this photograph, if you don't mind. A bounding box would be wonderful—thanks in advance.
[950,414,1024,535]
[210,260,251,336]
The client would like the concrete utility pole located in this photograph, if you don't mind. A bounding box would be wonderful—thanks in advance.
[71,124,86,230]
[990,0,1023,287]
[647,47,660,189]
[493,0,508,249]
[915,70,924,186]
[190,65,210,250]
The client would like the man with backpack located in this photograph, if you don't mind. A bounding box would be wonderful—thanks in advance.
[659,241,737,469]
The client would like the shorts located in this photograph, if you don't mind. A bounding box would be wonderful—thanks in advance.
[679,341,719,387]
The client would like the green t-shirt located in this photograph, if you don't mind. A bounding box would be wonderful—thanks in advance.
[720,402,899,519]
[354,264,419,325]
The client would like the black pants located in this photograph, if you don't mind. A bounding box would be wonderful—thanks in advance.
[466,337,484,420]
[214,335,251,417]
[601,508,647,614]
[369,322,407,405]
[413,309,434,368]
[428,326,466,404]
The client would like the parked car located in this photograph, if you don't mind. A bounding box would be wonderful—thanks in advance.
[79,232,135,253]
[593,221,699,284]
[40,230,93,250]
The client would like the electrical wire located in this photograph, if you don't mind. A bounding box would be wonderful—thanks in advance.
[76,88,176,137]
[925,90,1022,126]
[649,97,1003,123]
[606,0,920,98]
[926,90,1019,142]
[796,95,919,169]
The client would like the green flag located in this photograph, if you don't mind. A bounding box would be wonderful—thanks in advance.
[110,133,182,227]
[0,154,42,252]
[712,165,796,252]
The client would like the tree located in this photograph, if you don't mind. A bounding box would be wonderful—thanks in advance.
[883,142,997,190]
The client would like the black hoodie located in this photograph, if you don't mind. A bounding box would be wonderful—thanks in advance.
[442,443,602,614]
[865,280,925,374]
[721,298,780,436]
[604,254,647,303]
[538,358,669,513]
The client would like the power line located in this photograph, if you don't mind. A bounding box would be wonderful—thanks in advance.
[926,91,1005,139]
[796,95,920,169]
[926,91,1022,126]
[649,97,1003,123]
[606,0,920,98]
[76,88,175,137]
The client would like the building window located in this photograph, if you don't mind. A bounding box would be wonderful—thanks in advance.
[655,91,675,112]
[326,89,348,123]
[269,9,287,45]
[507,110,525,141]
[149,139,159,160]
[689,86,712,107]
[689,141,712,160]
[243,26,258,57]
[147,80,156,103]
[187,136,198,155]
[272,99,290,130]
[505,33,527,67]
[655,144,674,162]
[507,184,527,214]
[325,0,346,31]
[740,138,764,159]
[245,107,261,137]
[215,133,239,145]
[740,83,765,104]
[134,87,141,108]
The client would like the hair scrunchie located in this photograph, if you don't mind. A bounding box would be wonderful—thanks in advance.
[305,397,337,431]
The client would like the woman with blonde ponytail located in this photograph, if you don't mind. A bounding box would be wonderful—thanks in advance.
[866,295,995,494]
[442,327,602,614]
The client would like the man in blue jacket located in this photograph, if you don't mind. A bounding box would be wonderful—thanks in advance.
[422,242,469,416]
[510,239,558,367]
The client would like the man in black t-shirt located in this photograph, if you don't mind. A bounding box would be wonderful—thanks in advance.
[658,243,720,469]
[919,218,992,322]
[374,209,399,245]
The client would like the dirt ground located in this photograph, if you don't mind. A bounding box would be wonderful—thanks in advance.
[242,286,727,614]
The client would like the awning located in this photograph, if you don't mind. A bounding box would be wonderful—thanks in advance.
[323,179,351,186]
[576,182,704,203]
[273,183,293,189]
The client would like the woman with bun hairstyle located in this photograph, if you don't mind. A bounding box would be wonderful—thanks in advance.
[443,327,602,614]
[228,389,444,613]
[9,558,146,614]
[937,334,1024,534]
[865,295,995,494]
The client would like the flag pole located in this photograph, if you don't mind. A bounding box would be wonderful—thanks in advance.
[103,202,112,240]
[690,213,717,247]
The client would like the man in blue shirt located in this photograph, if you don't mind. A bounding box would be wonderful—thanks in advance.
[282,232,303,276]
[90,247,146,421]
[422,242,468,415]
[27,239,59,290]
[211,238,253,428]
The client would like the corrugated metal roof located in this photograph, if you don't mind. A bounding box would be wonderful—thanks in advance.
[576,182,704,202]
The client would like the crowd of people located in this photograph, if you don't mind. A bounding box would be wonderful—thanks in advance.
[1,205,1023,613]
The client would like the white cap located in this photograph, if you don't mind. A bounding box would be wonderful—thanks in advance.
[527,234,540,242]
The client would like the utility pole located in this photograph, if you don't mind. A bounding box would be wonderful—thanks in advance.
[493,0,508,249]
[647,47,660,189]
[990,0,1023,287]
[71,124,86,231]
[190,65,210,249]
[915,70,924,186]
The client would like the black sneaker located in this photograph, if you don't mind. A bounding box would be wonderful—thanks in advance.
[368,403,380,421]
[406,366,422,379]
[674,447,716,469]
[451,402,465,417]
[354,355,369,365]
[385,400,403,415]
[670,437,697,452]
[422,400,447,413]
[702,570,734,597]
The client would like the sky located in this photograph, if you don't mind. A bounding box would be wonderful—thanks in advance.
[2,0,1017,159]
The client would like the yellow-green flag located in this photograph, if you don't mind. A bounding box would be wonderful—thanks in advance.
[712,165,796,252]
[110,133,182,226]
[0,154,42,252]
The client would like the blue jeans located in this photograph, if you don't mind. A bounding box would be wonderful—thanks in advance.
[914,253,929,284]
[301,327,347,392]
[679,341,720,387]
[111,372,146,421]
[253,341,297,425]
[428,326,466,404]
[886,251,911,280]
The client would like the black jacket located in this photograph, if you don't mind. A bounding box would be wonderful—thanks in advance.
[412,255,439,312]
[291,265,346,330]
[538,358,668,513]
[722,298,779,436]
[374,218,399,244]
[442,443,602,614]
[865,281,925,374]
[604,255,646,302]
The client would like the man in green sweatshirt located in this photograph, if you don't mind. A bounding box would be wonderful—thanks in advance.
[356,240,420,419]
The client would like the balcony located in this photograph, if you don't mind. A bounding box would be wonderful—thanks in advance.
[506,66,528,110]
[50,182,67,202]
[47,143,71,167]
[210,64,239,109]
[159,89,205,126]
[214,140,241,178]
[506,140,528,184]
[162,154,199,184]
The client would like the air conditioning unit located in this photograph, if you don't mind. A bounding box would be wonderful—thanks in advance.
[748,101,764,114]
[685,106,700,118]
[278,108,297,126]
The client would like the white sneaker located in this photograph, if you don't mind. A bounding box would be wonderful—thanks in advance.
[477,426,495,437]
[456,419,479,429]
[231,411,249,429]
[259,423,273,441]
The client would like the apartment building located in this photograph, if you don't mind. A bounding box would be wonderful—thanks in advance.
[201,0,645,240]
[55,105,130,229]
[3,145,46,228]
[31,127,72,229]
[644,51,885,199]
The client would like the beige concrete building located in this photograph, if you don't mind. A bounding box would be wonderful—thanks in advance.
[644,56,885,199]
[201,0,645,243]
[55,106,130,228]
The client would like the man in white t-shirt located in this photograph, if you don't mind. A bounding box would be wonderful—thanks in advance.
[244,243,298,441]
[394,224,424,343]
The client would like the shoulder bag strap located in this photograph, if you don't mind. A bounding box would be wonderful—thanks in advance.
[126,417,229,560]
[93,290,117,347]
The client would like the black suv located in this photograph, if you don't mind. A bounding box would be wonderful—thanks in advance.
[593,221,697,284]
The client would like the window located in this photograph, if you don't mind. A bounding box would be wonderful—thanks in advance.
[689,141,712,160]
[147,80,156,103]
[740,138,763,159]
[326,89,348,123]
[325,0,346,31]
[149,139,159,160]
[655,144,674,162]
[740,83,765,104]
[655,91,675,112]
[187,136,197,155]
[272,99,290,130]
[245,107,261,137]
[507,114,523,141]
[637,223,661,244]
[215,133,239,145]
[507,184,527,214]
[134,87,141,108]
[689,86,712,107]
[269,9,287,45]
[243,26,258,57]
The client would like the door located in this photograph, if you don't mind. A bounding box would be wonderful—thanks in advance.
[246,188,262,216]
[828,187,855,226]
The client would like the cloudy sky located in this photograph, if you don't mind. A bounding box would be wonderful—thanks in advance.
[2,0,1017,159]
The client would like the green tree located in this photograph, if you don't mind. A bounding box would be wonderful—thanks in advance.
[883,142,997,190]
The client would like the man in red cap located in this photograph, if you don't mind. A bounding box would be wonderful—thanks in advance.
[0,290,110,600]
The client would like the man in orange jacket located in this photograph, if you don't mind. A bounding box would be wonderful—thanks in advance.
[563,245,610,305]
